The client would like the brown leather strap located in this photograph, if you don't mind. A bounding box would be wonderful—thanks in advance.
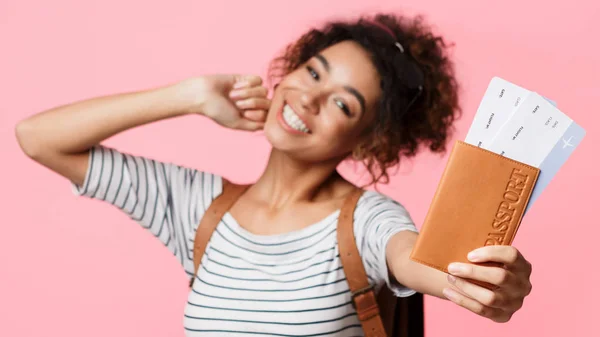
[189,182,388,337]
[337,188,388,337]
[190,179,249,287]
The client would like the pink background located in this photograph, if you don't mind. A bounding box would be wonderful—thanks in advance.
[2,0,599,336]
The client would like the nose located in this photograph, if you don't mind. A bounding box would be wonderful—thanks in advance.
[298,87,322,115]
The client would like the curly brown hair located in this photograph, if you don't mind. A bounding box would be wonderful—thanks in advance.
[268,13,462,185]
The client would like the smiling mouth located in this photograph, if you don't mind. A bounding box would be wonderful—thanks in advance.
[282,104,311,133]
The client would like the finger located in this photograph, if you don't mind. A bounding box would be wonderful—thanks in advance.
[447,275,505,308]
[442,288,511,322]
[243,109,267,122]
[235,98,271,111]
[229,86,269,100]
[233,75,263,89]
[236,119,264,131]
[467,246,524,266]
[448,262,512,286]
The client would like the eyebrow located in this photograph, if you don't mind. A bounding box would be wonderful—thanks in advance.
[315,54,367,115]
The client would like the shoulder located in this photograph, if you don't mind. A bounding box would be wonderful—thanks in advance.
[97,145,228,207]
[353,190,413,225]
[348,190,417,291]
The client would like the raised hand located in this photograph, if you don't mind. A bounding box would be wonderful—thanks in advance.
[174,74,270,131]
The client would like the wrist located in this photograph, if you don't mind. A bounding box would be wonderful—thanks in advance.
[162,78,211,116]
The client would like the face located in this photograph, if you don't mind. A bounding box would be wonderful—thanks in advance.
[264,40,382,164]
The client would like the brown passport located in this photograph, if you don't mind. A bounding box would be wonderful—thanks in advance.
[410,141,540,286]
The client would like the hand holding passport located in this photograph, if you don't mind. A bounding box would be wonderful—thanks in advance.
[410,77,586,287]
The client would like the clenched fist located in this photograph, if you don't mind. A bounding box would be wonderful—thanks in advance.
[173,74,270,131]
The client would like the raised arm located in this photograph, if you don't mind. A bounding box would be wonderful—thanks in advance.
[15,75,269,185]
[15,75,270,278]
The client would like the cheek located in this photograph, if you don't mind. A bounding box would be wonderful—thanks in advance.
[265,92,284,121]
[318,117,362,152]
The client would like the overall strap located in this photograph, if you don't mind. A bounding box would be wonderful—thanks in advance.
[190,179,249,287]
[337,188,388,337]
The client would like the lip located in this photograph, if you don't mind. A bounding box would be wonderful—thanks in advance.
[276,101,311,135]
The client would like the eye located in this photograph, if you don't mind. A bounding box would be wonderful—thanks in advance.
[306,66,320,81]
[335,99,351,116]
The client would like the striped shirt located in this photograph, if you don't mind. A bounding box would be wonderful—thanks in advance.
[72,146,418,336]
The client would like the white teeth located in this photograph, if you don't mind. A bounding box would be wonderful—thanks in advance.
[283,105,310,133]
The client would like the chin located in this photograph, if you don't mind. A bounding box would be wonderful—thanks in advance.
[263,127,340,164]
[263,122,298,152]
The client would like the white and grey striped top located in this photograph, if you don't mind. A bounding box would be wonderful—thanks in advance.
[72,146,418,337]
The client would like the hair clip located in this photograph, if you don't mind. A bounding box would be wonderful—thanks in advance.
[364,18,425,115]
[394,42,405,53]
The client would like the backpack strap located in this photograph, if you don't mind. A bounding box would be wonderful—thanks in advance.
[188,181,388,337]
[337,188,388,337]
[190,179,250,287]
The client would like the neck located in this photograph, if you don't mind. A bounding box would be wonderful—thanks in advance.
[251,149,347,208]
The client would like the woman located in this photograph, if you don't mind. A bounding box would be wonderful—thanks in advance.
[16,13,532,336]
